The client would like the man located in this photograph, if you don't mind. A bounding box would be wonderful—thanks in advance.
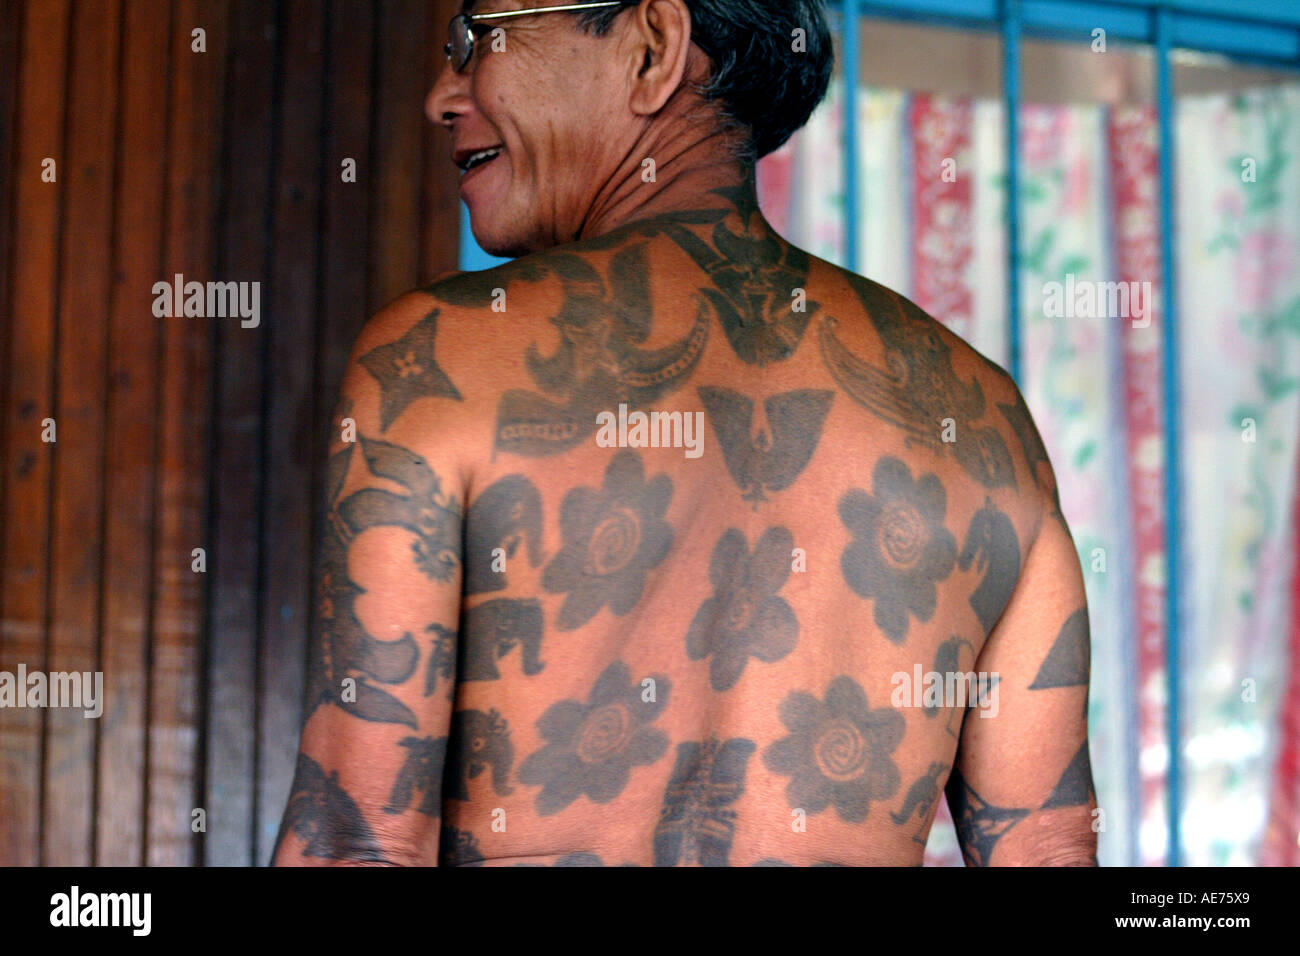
[273,0,1097,867]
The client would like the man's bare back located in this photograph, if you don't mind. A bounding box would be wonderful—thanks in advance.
[273,188,1096,867]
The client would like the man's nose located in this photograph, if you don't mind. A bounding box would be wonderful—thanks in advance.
[426,62,469,128]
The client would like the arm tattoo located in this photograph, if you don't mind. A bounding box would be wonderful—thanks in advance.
[654,737,757,866]
[311,435,465,728]
[1029,607,1090,689]
[541,450,674,631]
[359,308,462,431]
[839,456,958,644]
[763,676,904,823]
[818,276,1016,490]
[518,661,671,816]
[944,767,1030,866]
[276,753,388,863]
[686,526,798,691]
[698,386,833,506]
[384,736,448,817]
[998,391,1059,505]
[957,497,1021,637]
[1040,743,1096,809]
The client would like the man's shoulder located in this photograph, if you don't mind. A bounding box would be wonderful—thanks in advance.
[820,265,1020,405]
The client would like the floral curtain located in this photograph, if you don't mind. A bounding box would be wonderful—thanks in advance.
[759,74,1300,866]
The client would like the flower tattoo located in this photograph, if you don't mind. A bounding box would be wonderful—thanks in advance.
[686,526,798,690]
[839,456,957,643]
[541,450,673,631]
[517,661,670,816]
[763,676,904,823]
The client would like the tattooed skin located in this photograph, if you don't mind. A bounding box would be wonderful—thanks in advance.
[944,767,1031,866]
[819,276,1017,490]
[439,825,484,867]
[444,708,515,801]
[654,737,757,867]
[998,392,1059,506]
[276,753,388,862]
[464,474,545,595]
[308,436,464,728]
[541,451,673,631]
[1030,607,1091,689]
[384,736,448,817]
[518,661,670,816]
[284,174,1092,866]
[839,457,958,644]
[764,677,904,823]
[455,599,546,684]
[929,636,974,739]
[891,761,950,845]
[359,308,462,431]
[494,243,710,457]
[1041,743,1096,808]
[958,498,1021,637]
[686,527,799,690]
[672,183,821,365]
[698,386,833,506]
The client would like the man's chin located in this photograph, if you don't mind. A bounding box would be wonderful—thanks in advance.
[471,222,536,260]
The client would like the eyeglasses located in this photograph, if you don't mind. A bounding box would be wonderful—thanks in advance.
[444,2,629,73]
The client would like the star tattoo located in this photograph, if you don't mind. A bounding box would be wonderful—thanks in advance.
[360,308,462,430]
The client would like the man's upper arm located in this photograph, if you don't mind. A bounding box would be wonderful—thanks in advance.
[273,291,466,866]
[945,390,1098,867]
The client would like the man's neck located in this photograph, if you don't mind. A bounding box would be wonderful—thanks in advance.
[574,141,763,242]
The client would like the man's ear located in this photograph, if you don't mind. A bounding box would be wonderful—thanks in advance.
[625,0,696,116]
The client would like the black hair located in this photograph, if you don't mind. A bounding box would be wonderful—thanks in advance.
[575,0,835,164]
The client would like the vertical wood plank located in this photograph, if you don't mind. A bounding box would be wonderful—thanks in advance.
[421,0,461,283]
[204,0,277,867]
[367,0,428,312]
[97,0,171,866]
[315,0,375,415]
[0,0,22,450]
[255,0,326,863]
[44,0,121,866]
[149,0,228,866]
[0,0,71,868]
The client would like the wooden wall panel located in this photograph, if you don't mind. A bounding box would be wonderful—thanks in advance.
[367,0,431,313]
[203,0,277,869]
[0,0,463,866]
[148,0,228,866]
[255,0,327,863]
[44,0,121,867]
[1,0,71,868]
[98,0,171,866]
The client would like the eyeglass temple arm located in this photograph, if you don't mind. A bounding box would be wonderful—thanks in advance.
[467,2,625,24]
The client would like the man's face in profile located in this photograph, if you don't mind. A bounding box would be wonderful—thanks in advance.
[428,1,638,258]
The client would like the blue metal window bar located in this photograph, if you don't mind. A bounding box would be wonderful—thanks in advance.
[459,0,1300,866]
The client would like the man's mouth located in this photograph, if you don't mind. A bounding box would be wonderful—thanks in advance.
[456,146,504,174]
